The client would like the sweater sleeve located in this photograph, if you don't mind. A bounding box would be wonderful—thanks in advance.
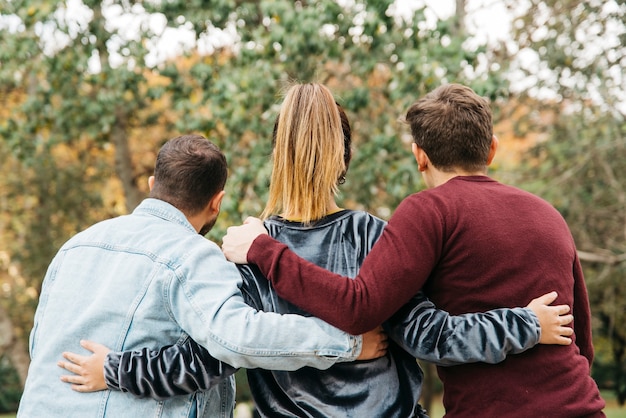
[104,337,237,400]
[248,196,442,335]
[383,292,541,366]
[571,253,594,365]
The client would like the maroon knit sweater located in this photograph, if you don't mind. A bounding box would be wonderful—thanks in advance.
[248,176,605,417]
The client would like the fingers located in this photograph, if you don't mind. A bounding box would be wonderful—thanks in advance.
[58,361,104,392]
[357,326,389,360]
[61,351,88,365]
[58,342,109,393]
[560,324,574,336]
[59,361,96,392]
[554,335,573,345]
[58,358,83,374]
[378,332,389,350]
[551,320,574,345]
[376,327,389,353]
[80,339,112,356]
[549,312,574,344]
[71,383,96,393]
[372,337,388,357]
[531,294,576,345]
[80,339,99,353]
[559,314,574,325]
[59,368,85,385]
[58,351,90,385]
[58,354,88,387]
[59,374,99,392]
[371,326,388,344]
[552,304,571,315]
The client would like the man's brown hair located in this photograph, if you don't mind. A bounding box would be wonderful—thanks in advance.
[405,84,493,172]
[150,134,227,215]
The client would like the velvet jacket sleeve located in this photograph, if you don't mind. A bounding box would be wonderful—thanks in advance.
[248,196,440,335]
[103,337,237,400]
[383,292,541,366]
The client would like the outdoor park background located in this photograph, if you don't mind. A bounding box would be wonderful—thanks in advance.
[0,0,625,415]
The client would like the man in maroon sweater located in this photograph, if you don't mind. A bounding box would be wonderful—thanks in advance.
[222,84,605,417]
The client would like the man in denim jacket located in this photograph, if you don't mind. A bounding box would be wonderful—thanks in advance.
[17,135,383,418]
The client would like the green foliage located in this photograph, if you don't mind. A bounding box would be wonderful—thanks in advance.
[0,0,504,400]
[234,369,252,403]
[0,356,21,413]
[502,0,626,405]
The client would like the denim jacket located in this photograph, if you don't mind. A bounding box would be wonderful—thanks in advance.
[18,199,361,418]
[101,210,541,417]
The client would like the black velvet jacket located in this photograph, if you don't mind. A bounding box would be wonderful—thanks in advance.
[104,210,540,417]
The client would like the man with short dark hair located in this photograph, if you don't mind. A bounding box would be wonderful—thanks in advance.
[17,134,384,417]
[222,85,606,417]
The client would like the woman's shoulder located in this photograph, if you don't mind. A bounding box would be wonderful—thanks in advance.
[340,209,386,226]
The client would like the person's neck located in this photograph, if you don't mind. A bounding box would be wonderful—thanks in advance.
[281,201,342,222]
[186,210,206,233]
[426,168,487,189]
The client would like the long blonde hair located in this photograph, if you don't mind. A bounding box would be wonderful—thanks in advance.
[262,83,347,223]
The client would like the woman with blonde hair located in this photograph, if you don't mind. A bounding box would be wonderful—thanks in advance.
[263,83,348,223]
[58,83,572,417]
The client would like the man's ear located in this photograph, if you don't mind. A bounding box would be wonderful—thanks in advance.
[208,190,225,215]
[487,135,499,166]
[412,143,429,172]
[148,176,155,191]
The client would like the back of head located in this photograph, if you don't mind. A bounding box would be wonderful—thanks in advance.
[405,84,493,172]
[150,134,227,215]
[263,83,349,223]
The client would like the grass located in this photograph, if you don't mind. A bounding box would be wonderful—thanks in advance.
[603,390,626,418]
[1,391,623,417]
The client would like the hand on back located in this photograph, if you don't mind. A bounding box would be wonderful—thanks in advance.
[527,291,574,345]
[58,340,111,392]
[357,325,388,360]
[222,217,268,264]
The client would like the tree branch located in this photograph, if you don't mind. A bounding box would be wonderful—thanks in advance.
[578,250,626,265]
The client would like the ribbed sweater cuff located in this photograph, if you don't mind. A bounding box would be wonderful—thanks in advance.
[248,234,284,266]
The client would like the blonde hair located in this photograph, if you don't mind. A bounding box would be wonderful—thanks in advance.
[262,83,346,223]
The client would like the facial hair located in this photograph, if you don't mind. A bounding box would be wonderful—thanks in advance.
[198,216,217,236]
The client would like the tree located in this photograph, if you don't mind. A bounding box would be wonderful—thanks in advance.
[1,0,497,283]
[1,0,505,410]
[500,0,626,404]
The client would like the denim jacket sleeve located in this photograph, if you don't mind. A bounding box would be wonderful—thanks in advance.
[104,337,237,400]
[384,292,541,366]
[167,239,361,370]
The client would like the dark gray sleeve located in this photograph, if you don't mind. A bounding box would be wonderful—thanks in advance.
[104,337,238,400]
[383,292,541,366]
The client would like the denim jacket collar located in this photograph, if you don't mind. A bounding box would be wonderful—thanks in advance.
[135,198,196,234]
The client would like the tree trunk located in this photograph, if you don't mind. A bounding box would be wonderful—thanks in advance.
[111,113,143,213]
[92,3,142,213]
[454,0,466,36]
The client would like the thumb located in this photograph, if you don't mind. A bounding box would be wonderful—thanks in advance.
[80,340,106,354]
[534,291,558,305]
